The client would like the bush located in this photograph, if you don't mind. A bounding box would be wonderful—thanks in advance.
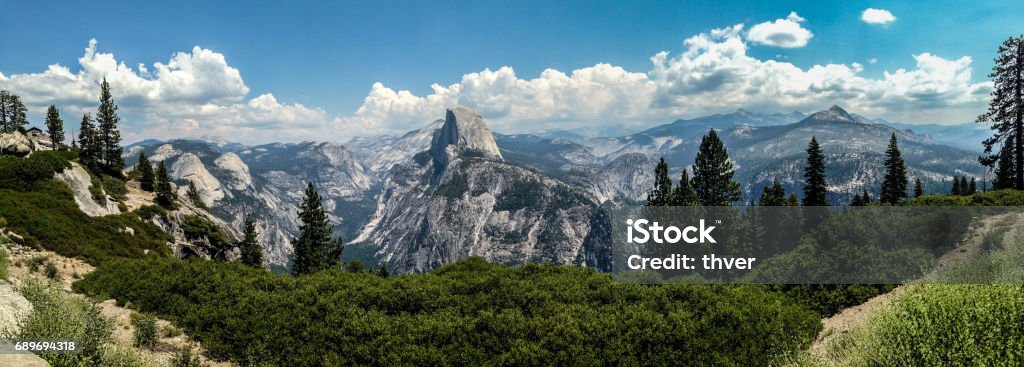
[44,261,59,280]
[131,313,158,350]
[181,215,232,260]
[18,279,112,366]
[0,247,8,280]
[0,151,72,190]
[170,344,207,367]
[135,204,168,221]
[75,257,822,366]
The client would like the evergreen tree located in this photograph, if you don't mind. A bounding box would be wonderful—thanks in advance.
[6,94,27,133]
[137,152,155,192]
[291,182,344,276]
[692,130,741,206]
[969,177,978,194]
[378,264,390,278]
[978,36,1024,190]
[155,161,175,208]
[850,193,864,206]
[994,140,1017,189]
[786,193,799,206]
[647,157,673,206]
[187,181,207,209]
[0,91,8,132]
[239,215,264,268]
[96,78,124,172]
[960,176,969,195]
[45,105,65,148]
[759,179,788,206]
[802,137,829,206]
[880,133,909,204]
[862,189,872,205]
[78,114,101,170]
[914,178,924,198]
[670,170,698,206]
[951,176,962,196]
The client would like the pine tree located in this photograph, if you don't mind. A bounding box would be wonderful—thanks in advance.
[914,178,924,198]
[850,193,864,206]
[994,140,1016,189]
[647,157,673,206]
[951,176,962,196]
[187,181,207,209]
[0,91,9,132]
[155,161,175,208]
[291,183,344,276]
[969,177,978,194]
[45,105,65,148]
[759,179,787,206]
[378,264,390,278]
[978,36,1024,190]
[787,192,799,206]
[862,189,872,205]
[960,176,969,195]
[96,78,124,172]
[670,170,698,206]
[880,133,909,204]
[78,114,102,170]
[7,94,27,133]
[802,137,829,206]
[137,152,155,192]
[239,215,264,268]
[692,130,742,206]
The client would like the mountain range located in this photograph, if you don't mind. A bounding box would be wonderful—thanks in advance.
[122,105,988,271]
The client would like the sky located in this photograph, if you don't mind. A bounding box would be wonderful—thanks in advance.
[0,0,1022,143]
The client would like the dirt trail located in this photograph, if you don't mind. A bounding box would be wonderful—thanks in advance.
[809,212,1023,355]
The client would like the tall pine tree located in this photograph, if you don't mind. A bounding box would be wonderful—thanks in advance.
[155,161,175,208]
[978,36,1024,190]
[671,170,698,206]
[5,94,27,133]
[802,137,829,206]
[960,176,969,195]
[45,105,64,148]
[862,189,872,205]
[969,177,978,194]
[239,215,264,268]
[96,78,124,173]
[692,130,741,206]
[994,139,1016,189]
[951,176,962,195]
[880,133,909,204]
[0,91,8,132]
[291,182,344,276]
[137,152,155,192]
[914,178,924,198]
[78,114,102,170]
[647,157,673,206]
[759,179,788,206]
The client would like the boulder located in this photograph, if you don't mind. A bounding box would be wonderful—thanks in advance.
[0,131,33,156]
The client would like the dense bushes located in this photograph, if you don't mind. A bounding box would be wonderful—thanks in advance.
[17,279,113,366]
[0,150,72,190]
[0,182,171,264]
[75,257,822,366]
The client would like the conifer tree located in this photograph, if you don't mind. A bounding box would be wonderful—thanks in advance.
[187,181,207,209]
[155,161,175,208]
[787,193,799,206]
[5,94,27,133]
[994,140,1016,189]
[0,91,8,132]
[378,264,390,278]
[239,215,264,268]
[96,78,124,172]
[850,193,864,206]
[969,177,978,194]
[960,176,969,195]
[862,189,872,205]
[291,183,344,276]
[802,137,829,206]
[78,114,101,170]
[692,130,741,206]
[951,176,962,196]
[670,170,698,206]
[914,178,924,198]
[137,152,155,192]
[45,105,64,148]
[759,179,787,206]
[979,36,1024,190]
[647,157,673,206]
[880,133,909,204]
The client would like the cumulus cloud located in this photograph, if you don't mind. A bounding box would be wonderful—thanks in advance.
[0,39,333,142]
[746,12,814,48]
[862,8,896,25]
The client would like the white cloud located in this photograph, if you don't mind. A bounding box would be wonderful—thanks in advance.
[862,8,896,25]
[0,39,335,142]
[745,12,814,48]
[869,58,878,64]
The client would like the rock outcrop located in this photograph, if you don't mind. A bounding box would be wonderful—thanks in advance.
[0,131,39,156]
[429,107,502,167]
[54,162,122,216]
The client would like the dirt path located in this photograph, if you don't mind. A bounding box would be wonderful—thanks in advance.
[809,212,1022,355]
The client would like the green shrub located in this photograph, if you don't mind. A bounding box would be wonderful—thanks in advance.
[18,279,112,366]
[181,215,232,260]
[75,257,822,366]
[170,344,207,367]
[44,261,59,280]
[0,151,72,190]
[0,247,8,280]
[118,202,129,213]
[28,255,48,273]
[131,313,158,350]
[135,204,168,221]
[102,174,128,201]
[97,343,154,367]
[89,172,108,205]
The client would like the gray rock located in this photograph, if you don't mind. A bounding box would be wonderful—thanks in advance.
[429,107,503,167]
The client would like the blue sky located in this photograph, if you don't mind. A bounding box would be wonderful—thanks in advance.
[0,0,1021,142]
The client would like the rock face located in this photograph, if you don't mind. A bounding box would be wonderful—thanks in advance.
[0,131,36,156]
[429,107,502,167]
[54,162,122,216]
[0,282,33,338]
[171,153,225,205]
[355,108,609,273]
